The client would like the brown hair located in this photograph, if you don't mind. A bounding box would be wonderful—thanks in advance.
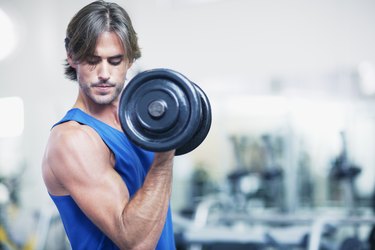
[64,0,141,80]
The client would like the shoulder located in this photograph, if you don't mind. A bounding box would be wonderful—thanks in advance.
[43,121,112,194]
[51,121,98,144]
[48,121,109,162]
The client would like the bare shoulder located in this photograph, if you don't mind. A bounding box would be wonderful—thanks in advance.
[42,121,112,195]
[46,121,105,163]
[50,121,100,145]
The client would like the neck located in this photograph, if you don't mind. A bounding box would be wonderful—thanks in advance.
[73,95,122,131]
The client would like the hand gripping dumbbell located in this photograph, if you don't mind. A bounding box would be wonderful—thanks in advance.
[118,68,212,155]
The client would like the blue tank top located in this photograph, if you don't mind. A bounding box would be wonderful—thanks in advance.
[49,108,175,250]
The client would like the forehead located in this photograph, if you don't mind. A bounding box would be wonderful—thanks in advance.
[94,31,125,56]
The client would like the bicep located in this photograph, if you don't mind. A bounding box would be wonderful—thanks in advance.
[48,126,129,239]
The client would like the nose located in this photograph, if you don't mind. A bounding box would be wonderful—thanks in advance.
[98,61,110,82]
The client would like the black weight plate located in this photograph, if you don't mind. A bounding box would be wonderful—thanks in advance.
[175,83,212,155]
[134,80,180,133]
[119,68,202,152]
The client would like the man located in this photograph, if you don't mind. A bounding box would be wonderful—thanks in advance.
[41,1,176,249]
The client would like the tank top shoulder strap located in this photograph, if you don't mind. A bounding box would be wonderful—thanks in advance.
[53,108,96,128]
[52,108,127,148]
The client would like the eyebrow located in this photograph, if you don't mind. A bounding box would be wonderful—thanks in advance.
[90,54,125,59]
[108,54,125,60]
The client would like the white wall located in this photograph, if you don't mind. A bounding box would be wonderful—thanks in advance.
[0,0,375,210]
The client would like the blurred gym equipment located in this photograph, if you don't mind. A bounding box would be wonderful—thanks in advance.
[173,131,375,250]
[329,131,361,215]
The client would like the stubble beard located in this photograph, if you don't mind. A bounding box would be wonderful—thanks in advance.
[79,81,124,105]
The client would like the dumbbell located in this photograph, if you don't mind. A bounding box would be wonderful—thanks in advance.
[118,68,211,155]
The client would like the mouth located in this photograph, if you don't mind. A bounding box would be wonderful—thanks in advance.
[92,83,115,91]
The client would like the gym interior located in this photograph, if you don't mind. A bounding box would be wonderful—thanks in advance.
[1,0,375,249]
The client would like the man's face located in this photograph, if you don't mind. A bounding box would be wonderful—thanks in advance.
[69,31,131,105]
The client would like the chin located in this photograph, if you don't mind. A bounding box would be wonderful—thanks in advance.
[92,96,116,105]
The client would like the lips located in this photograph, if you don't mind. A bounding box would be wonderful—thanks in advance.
[95,84,112,88]
[92,84,115,94]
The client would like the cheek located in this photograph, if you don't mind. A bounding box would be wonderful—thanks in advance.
[114,66,128,82]
[76,65,95,82]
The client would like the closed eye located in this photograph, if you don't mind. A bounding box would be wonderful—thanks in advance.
[86,56,101,65]
[108,55,124,66]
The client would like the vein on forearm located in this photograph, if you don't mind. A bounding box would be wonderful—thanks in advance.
[118,159,173,248]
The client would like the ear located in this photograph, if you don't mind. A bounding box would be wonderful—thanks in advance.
[67,53,77,69]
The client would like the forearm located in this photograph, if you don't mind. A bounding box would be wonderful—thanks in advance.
[119,152,174,249]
